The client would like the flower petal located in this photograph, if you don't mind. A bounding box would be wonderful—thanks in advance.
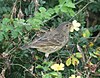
[75,27,79,31]
[70,26,74,32]
[72,20,77,25]
[51,64,59,71]
[76,76,81,78]
[51,63,64,71]
[75,22,81,27]
[60,63,64,67]
[71,75,76,78]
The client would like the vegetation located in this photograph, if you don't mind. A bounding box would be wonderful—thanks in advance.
[0,0,100,78]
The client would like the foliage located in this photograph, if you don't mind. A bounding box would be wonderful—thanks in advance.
[0,0,100,78]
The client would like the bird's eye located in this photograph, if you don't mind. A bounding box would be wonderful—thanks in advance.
[66,24,68,27]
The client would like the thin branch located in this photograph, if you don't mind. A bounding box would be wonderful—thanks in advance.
[75,0,84,5]
[69,1,93,22]
[86,71,90,78]
[33,0,39,14]
[93,32,100,42]
[43,14,58,24]
[11,63,36,77]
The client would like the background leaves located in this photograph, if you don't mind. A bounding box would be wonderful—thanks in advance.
[0,0,100,78]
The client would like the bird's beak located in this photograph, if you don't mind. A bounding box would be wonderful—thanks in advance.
[68,23,73,29]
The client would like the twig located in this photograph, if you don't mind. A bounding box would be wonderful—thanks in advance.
[33,0,39,13]
[75,0,84,5]
[93,32,100,42]
[11,0,17,18]
[69,1,93,22]
[43,14,58,24]
[77,44,85,62]
[11,63,36,77]
[86,71,90,78]
[0,68,7,78]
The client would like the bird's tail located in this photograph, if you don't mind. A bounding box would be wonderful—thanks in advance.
[20,44,30,50]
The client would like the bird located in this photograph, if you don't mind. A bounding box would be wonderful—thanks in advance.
[21,22,72,58]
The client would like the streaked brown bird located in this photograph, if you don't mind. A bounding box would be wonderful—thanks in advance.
[21,22,72,57]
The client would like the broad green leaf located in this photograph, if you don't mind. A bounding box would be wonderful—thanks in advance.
[67,8,75,16]
[60,5,75,16]
[50,72,62,78]
[25,25,32,31]
[59,0,66,4]
[11,30,19,39]
[50,72,58,76]
[75,53,82,58]
[47,8,55,14]
[98,69,100,72]
[61,5,68,13]
[39,7,46,13]
[42,74,52,78]
[66,0,75,8]
[2,18,10,24]
[44,12,51,19]
[54,6,60,13]
[2,7,7,12]
[72,57,79,66]
[36,65,44,69]
[90,53,97,58]
[83,28,90,38]
[66,57,71,66]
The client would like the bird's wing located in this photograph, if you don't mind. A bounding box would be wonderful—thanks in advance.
[30,32,62,47]
[31,38,61,47]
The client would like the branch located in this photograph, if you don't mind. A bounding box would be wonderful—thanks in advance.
[11,64,36,77]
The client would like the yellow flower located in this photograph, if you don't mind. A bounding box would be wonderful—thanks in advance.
[70,20,81,32]
[69,75,81,78]
[76,76,81,78]
[51,63,64,71]
[71,75,75,78]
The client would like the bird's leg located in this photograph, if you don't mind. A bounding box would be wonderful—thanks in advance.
[44,53,49,61]
[45,53,49,58]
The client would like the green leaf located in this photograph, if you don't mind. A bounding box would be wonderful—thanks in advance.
[50,72,58,76]
[0,32,4,41]
[66,0,75,8]
[72,57,79,66]
[3,32,9,40]
[66,57,71,66]
[98,69,100,72]
[83,28,91,38]
[61,5,68,13]
[47,8,55,15]
[43,66,50,72]
[90,53,97,58]
[54,6,60,13]
[36,65,44,69]
[44,12,51,19]
[42,74,52,78]
[75,53,82,58]
[39,7,46,13]
[60,5,75,16]
[2,7,7,12]
[67,8,75,16]
[11,30,19,39]
[50,72,62,78]
[59,0,66,4]
[2,18,10,24]
[25,25,32,31]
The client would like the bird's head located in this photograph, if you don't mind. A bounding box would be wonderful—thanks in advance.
[57,22,72,33]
